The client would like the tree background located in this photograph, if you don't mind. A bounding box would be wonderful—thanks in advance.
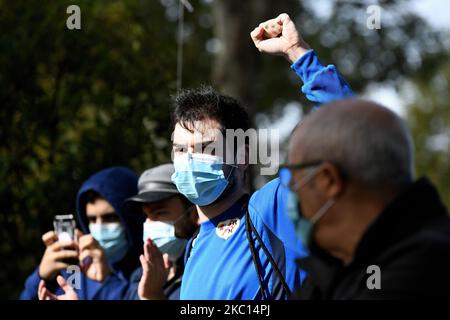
[0,0,448,299]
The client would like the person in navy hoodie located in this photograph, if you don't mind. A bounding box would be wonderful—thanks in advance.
[20,166,144,300]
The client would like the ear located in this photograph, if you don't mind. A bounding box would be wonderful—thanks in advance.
[236,143,249,172]
[188,205,198,219]
[316,162,344,198]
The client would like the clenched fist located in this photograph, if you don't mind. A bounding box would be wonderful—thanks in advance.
[262,18,282,38]
[251,13,311,64]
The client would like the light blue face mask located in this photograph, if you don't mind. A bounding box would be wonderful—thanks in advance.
[281,166,335,247]
[143,220,188,262]
[286,190,313,246]
[89,222,128,264]
[287,190,334,246]
[171,153,234,206]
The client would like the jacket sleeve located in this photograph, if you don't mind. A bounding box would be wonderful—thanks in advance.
[291,49,353,105]
[19,267,59,300]
[249,178,307,259]
[123,268,141,300]
[90,271,129,300]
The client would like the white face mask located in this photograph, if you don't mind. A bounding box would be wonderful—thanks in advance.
[142,220,187,262]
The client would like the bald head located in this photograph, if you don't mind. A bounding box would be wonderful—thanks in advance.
[290,99,415,193]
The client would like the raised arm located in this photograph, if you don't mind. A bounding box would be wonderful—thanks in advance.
[251,13,353,105]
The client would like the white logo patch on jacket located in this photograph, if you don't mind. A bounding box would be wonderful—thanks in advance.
[216,218,240,240]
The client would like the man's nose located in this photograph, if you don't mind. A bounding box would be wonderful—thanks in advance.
[92,217,103,224]
[146,215,160,223]
[185,147,195,154]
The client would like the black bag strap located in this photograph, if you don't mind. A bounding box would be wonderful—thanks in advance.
[185,226,200,263]
[184,194,292,299]
[244,199,292,299]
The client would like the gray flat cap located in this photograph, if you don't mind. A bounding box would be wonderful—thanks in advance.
[126,163,179,204]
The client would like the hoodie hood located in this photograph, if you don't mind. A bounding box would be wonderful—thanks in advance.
[76,167,144,263]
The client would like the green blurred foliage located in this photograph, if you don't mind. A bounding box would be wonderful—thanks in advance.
[0,0,181,299]
[408,60,450,208]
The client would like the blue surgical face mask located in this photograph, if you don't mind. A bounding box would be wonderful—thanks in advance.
[287,190,334,247]
[171,153,234,206]
[143,220,187,262]
[282,167,335,247]
[287,189,312,246]
[89,222,128,264]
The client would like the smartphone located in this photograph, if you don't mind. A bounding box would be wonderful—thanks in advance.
[53,214,78,265]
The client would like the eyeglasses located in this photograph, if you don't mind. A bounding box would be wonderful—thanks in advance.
[278,161,323,189]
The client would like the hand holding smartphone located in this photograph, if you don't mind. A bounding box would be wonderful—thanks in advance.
[53,214,79,266]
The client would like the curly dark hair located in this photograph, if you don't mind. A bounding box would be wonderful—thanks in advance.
[171,85,251,132]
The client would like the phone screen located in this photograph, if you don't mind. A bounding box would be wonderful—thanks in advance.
[53,214,76,242]
[53,214,79,266]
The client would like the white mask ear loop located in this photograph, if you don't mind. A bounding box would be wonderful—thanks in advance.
[310,198,335,224]
[225,164,237,179]
[292,166,321,192]
[167,205,194,226]
[224,150,240,180]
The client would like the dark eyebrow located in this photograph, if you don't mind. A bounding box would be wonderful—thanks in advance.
[196,140,217,148]
[143,203,165,211]
[87,212,117,219]
[102,212,117,217]
[173,140,217,149]
[200,140,216,145]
